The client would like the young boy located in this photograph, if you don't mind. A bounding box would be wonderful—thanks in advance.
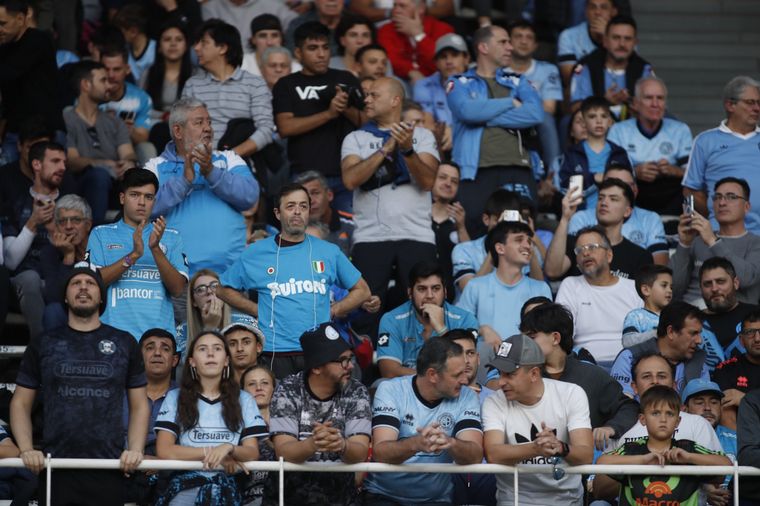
[596,385,730,506]
[558,96,631,210]
[112,4,156,83]
[622,264,673,348]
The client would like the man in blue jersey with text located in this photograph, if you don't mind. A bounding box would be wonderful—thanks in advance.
[377,260,478,378]
[608,77,693,215]
[219,183,370,379]
[365,337,483,505]
[683,75,760,235]
[458,220,552,352]
[87,168,188,340]
[145,98,259,275]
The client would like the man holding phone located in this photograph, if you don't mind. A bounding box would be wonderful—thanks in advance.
[341,76,440,336]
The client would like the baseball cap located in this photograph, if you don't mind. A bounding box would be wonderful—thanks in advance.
[300,322,350,371]
[489,334,545,374]
[681,378,724,404]
[435,34,468,57]
[222,320,266,348]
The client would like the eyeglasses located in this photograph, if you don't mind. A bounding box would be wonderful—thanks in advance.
[712,192,746,202]
[735,98,760,107]
[330,356,353,368]
[193,281,219,296]
[56,216,86,225]
[573,243,608,256]
[740,328,760,339]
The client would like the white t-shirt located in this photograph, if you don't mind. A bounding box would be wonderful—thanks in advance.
[615,410,722,452]
[555,275,642,365]
[482,379,591,506]
[341,126,439,245]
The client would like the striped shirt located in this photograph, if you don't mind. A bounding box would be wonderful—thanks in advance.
[182,67,274,150]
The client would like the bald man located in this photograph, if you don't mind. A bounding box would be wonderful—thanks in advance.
[341,77,440,335]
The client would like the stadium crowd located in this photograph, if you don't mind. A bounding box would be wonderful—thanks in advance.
[1,0,760,504]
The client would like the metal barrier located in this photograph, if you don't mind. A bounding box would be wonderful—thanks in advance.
[0,457,756,506]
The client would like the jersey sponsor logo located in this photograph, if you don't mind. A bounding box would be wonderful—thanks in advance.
[267,267,275,275]
[374,405,395,414]
[312,260,325,273]
[738,376,749,388]
[643,479,674,498]
[55,360,113,379]
[98,339,116,355]
[295,85,328,100]
[58,385,112,398]
[121,268,161,281]
[111,286,163,303]
[107,244,124,250]
[377,333,389,347]
[267,278,327,297]
[188,428,235,444]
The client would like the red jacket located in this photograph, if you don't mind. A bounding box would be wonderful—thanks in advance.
[377,16,453,79]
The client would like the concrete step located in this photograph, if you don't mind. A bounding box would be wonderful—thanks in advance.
[643,43,760,59]
[648,56,757,72]
[634,0,760,15]
[637,14,760,32]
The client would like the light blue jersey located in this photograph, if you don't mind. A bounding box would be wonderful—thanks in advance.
[175,311,256,359]
[100,81,154,130]
[608,118,693,166]
[683,122,760,234]
[365,375,482,503]
[557,22,598,66]
[220,235,361,353]
[622,307,659,348]
[146,142,259,275]
[127,39,156,83]
[570,64,653,117]
[457,271,551,340]
[568,206,668,255]
[610,346,710,398]
[376,301,479,368]
[413,71,453,125]
[451,236,487,284]
[155,389,266,476]
[506,59,562,102]
[87,219,188,339]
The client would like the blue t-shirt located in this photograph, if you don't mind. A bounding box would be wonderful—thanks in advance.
[557,22,597,66]
[364,375,482,503]
[220,235,361,353]
[457,272,551,340]
[127,39,157,83]
[100,81,154,130]
[376,301,479,369]
[610,344,710,398]
[608,118,693,166]
[622,307,659,347]
[571,64,653,119]
[412,71,453,125]
[506,59,562,102]
[581,140,612,210]
[568,206,668,256]
[87,219,188,339]
[682,123,760,234]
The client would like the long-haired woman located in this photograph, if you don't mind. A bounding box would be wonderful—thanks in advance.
[155,331,266,505]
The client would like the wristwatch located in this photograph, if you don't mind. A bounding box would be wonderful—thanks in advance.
[560,441,570,457]
[401,147,415,157]
[122,254,135,268]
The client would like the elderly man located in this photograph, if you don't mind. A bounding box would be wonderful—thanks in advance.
[145,98,259,275]
[683,76,760,234]
[608,77,693,215]
[376,0,453,82]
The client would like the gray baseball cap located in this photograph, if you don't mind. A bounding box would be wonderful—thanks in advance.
[222,320,266,348]
[489,334,545,374]
[435,34,468,56]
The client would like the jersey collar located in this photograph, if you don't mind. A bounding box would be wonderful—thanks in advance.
[718,119,760,140]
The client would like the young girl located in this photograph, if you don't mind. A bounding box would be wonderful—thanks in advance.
[156,331,266,505]
[240,366,277,506]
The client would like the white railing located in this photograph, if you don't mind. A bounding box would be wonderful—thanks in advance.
[0,458,756,506]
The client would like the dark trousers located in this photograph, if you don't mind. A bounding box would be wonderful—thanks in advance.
[458,165,538,238]
[260,352,305,380]
[351,240,437,341]
[39,469,124,506]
